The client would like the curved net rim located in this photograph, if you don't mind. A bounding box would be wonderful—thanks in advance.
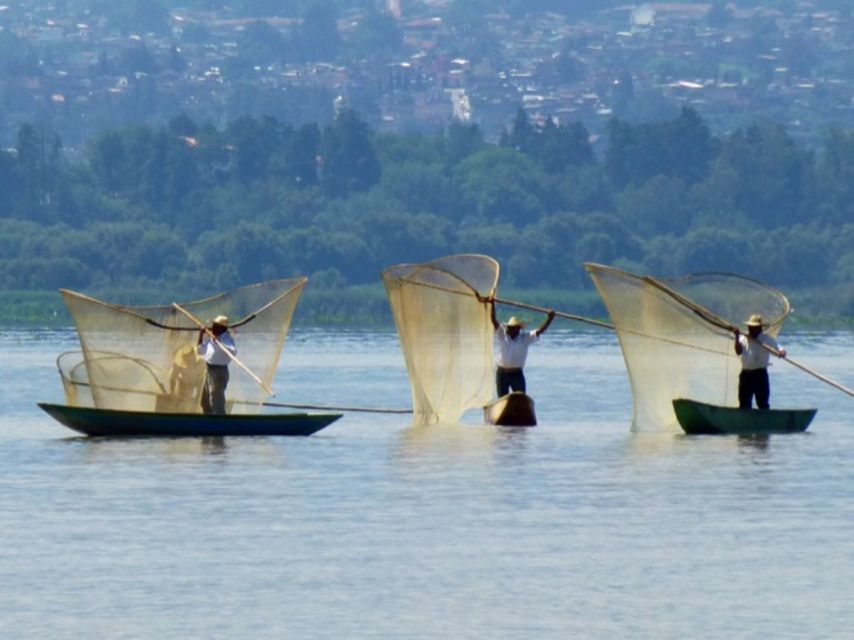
[381,253,500,297]
[59,277,308,329]
[583,262,792,328]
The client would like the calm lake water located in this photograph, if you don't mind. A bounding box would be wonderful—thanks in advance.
[1,327,853,639]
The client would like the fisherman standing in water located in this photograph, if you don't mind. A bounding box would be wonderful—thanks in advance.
[197,314,237,414]
[484,297,555,397]
[734,313,786,410]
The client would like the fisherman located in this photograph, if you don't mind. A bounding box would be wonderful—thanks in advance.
[734,314,786,410]
[197,314,237,415]
[485,297,555,397]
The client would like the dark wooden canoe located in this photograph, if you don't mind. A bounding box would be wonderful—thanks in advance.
[38,403,341,438]
[673,398,816,435]
[483,392,537,427]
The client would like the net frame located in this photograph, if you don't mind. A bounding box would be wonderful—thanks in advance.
[383,254,500,425]
[60,278,307,414]
[585,263,791,431]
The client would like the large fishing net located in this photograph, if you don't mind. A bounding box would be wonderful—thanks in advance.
[58,278,307,413]
[383,254,500,425]
[585,263,791,431]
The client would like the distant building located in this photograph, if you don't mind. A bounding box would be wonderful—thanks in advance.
[632,4,656,28]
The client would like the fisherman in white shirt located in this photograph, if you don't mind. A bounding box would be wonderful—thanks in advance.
[734,313,786,410]
[196,314,237,414]
[483,297,555,397]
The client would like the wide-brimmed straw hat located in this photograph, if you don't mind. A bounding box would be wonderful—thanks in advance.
[506,317,525,328]
[744,314,763,328]
[213,315,229,327]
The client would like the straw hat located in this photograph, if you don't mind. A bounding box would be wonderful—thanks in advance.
[213,315,229,327]
[506,317,525,328]
[745,314,763,328]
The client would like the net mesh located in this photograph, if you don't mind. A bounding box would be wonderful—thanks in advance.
[59,278,307,413]
[383,254,500,425]
[585,263,791,431]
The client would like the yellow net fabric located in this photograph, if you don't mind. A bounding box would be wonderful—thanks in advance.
[59,278,307,413]
[383,254,500,425]
[585,263,791,431]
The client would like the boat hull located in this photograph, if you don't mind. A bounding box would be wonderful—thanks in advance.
[484,392,537,427]
[673,398,816,435]
[38,403,341,437]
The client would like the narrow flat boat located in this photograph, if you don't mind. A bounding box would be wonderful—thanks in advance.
[673,398,816,435]
[484,392,537,427]
[38,403,341,438]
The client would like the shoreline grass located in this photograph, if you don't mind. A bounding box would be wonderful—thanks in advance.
[0,286,850,329]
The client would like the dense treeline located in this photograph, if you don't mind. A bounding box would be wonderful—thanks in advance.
[0,107,852,314]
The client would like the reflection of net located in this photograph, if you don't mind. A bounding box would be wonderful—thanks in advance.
[383,255,499,425]
[61,278,306,413]
[585,263,790,431]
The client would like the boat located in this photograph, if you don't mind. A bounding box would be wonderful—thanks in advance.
[672,398,816,435]
[484,392,537,427]
[38,403,342,438]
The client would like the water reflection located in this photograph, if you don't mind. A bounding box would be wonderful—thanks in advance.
[62,434,291,466]
[393,422,535,465]
[396,422,497,457]
[736,434,771,451]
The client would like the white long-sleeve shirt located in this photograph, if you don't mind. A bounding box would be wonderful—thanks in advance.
[197,332,236,366]
[737,333,780,371]
[495,325,539,369]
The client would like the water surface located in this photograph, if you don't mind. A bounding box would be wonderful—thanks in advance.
[1,328,852,639]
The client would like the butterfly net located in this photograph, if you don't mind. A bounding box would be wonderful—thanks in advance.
[383,254,500,425]
[585,263,791,431]
[58,278,307,413]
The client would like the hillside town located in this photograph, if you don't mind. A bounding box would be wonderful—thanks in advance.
[1,1,852,152]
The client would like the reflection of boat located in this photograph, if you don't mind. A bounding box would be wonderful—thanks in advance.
[484,392,536,427]
[38,403,341,438]
[672,398,816,435]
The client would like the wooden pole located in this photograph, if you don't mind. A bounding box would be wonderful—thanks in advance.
[644,276,854,398]
[172,303,275,396]
[492,295,614,330]
[397,276,613,330]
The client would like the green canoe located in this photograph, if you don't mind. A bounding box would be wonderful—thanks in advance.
[673,398,817,435]
[38,403,341,438]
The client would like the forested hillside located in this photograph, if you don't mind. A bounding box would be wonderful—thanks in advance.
[1,107,852,316]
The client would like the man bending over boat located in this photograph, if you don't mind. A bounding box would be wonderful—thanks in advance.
[484,297,555,397]
[197,315,237,414]
[734,314,786,410]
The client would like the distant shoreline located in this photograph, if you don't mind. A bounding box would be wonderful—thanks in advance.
[1,287,851,329]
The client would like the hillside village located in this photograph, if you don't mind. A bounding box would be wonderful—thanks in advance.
[1,1,852,153]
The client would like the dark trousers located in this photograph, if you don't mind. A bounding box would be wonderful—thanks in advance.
[739,368,770,410]
[201,365,229,415]
[496,367,526,397]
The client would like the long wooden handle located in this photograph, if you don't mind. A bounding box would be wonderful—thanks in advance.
[492,296,614,330]
[396,276,613,330]
[644,276,854,398]
[760,343,854,397]
[172,303,275,396]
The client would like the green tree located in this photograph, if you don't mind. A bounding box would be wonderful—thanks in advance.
[710,123,813,228]
[814,129,854,225]
[454,148,551,224]
[442,122,485,166]
[501,107,536,154]
[16,123,63,213]
[0,150,23,216]
[616,176,691,237]
[320,110,381,197]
